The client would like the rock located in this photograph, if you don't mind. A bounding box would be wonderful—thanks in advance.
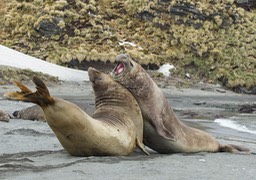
[216,88,226,93]
[235,0,256,10]
[193,101,207,105]
[0,109,10,122]
[239,104,256,113]
[233,86,256,94]
[36,17,64,38]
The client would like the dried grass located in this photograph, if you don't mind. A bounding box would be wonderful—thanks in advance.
[0,0,6,16]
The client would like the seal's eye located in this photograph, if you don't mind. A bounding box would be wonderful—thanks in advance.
[129,61,133,67]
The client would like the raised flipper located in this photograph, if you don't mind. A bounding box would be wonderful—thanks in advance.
[136,138,149,155]
[4,80,32,100]
[219,144,251,154]
[4,76,54,107]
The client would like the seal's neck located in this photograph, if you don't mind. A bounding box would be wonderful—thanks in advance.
[94,89,128,109]
[125,69,155,99]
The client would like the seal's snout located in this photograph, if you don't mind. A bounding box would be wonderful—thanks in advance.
[115,53,130,62]
[88,67,102,83]
[88,67,97,82]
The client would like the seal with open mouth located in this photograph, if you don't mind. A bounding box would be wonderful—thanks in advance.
[4,68,148,156]
[111,54,250,154]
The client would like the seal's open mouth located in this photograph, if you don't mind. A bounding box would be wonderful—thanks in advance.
[113,62,124,75]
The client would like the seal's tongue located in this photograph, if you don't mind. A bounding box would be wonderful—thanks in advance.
[114,63,124,75]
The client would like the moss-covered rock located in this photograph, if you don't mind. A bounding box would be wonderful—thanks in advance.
[0,0,255,92]
[0,65,59,85]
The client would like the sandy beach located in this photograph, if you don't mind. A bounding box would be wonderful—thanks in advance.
[0,81,256,180]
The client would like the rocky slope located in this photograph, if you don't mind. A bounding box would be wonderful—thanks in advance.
[0,0,255,93]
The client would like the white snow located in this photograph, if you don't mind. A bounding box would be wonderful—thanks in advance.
[157,63,175,77]
[0,45,89,81]
[118,40,143,50]
[118,41,137,47]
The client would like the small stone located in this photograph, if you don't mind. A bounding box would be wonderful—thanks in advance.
[36,17,64,38]
[216,88,226,93]
[199,158,206,163]
[185,73,191,79]
[193,101,206,105]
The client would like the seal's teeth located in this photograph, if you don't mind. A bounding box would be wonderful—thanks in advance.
[114,63,124,75]
[113,64,118,75]
[117,64,124,74]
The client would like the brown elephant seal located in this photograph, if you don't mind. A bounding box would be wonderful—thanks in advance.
[13,105,46,121]
[0,109,10,122]
[4,69,148,156]
[111,54,250,154]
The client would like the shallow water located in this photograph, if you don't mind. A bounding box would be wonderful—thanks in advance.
[215,114,256,135]
[183,113,256,143]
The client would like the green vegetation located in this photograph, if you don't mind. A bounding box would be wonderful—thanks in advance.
[0,65,59,85]
[1,0,255,91]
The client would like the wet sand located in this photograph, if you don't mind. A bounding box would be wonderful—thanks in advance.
[0,81,256,180]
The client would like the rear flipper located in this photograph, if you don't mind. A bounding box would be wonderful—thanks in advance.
[219,144,251,154]
[4,76,54,107]
[4,80,32,100]
[136,138,150,155]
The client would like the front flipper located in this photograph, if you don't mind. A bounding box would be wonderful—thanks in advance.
[151,101,178,141]
[154,117,177,141]
[136,138,150,155]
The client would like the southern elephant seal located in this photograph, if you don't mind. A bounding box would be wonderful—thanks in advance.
[13,105,46,121]
[4,68,148,156]
[111,54,250,154]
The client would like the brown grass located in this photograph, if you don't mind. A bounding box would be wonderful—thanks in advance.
[0,0,6,15]
[0,0,6,31]
[0,0,8,37]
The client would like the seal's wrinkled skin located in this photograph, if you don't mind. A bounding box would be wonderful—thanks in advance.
[4,69,148,156]
[111,54,250,154]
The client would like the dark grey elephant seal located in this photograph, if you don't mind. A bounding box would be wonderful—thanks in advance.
[111,54,250,154]
[13,105,46,121]
[0,109,10,122]
[4,68,148,156]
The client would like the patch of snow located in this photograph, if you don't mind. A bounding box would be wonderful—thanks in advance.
[119,41,136,47]
[185,73,191,79]
[157,63,175,77]
[119,40,143,50]
[0,45,89,81]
